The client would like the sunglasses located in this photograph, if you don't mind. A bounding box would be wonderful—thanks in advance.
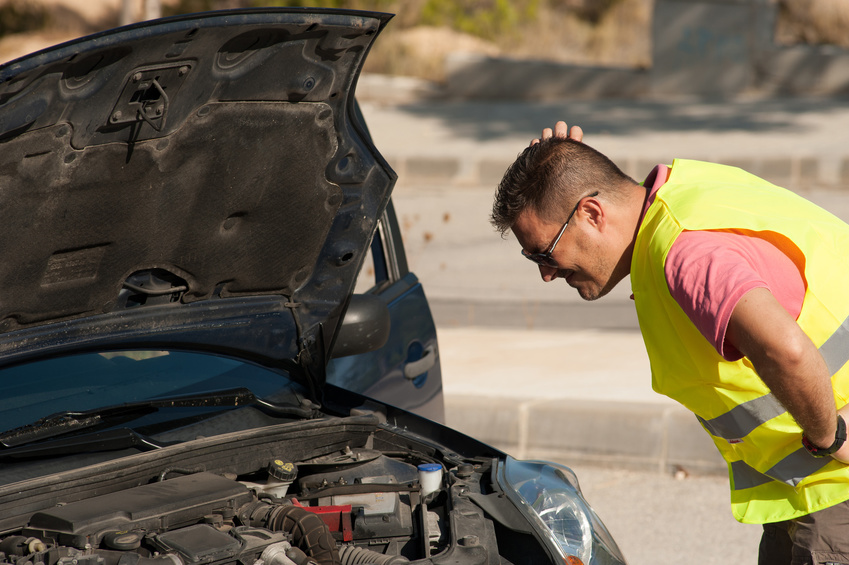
[521,191,599,268]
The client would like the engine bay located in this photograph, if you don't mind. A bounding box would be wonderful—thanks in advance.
[0,418,519,565]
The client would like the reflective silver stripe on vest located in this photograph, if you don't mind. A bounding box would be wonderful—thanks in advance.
[731,450,833,490]
[701,312,849,441]
[729,460,773,490]
[698,394,786,440]
[819,314,849,376]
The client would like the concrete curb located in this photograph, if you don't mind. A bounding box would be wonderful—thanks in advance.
[445,395,727,475]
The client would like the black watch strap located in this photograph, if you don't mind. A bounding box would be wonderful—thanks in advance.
[802,414,847,457]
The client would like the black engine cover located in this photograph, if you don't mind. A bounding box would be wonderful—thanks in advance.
[25,473,253,548]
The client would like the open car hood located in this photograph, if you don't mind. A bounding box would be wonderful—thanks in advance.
[0,8,395,388]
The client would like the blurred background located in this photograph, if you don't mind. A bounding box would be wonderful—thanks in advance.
[1,0,848,90]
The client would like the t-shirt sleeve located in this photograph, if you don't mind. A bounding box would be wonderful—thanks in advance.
[664,231,805,361]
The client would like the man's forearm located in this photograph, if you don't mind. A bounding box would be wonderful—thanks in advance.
[726,288,838,448]
[751,342,837,448]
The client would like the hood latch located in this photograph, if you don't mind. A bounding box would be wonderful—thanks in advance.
[109,64,191,134]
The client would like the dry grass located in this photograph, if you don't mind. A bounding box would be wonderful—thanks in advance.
[504,0,652,68]
[364,0,652,81]
[364,25,502,82]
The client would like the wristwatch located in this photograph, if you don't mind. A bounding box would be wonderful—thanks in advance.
[802,415,847,457]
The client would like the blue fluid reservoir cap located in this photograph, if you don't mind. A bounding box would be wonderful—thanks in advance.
[418,463,442,472]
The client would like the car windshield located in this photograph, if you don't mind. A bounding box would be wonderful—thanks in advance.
[0,350,304,434]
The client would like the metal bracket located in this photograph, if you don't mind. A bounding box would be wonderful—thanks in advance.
[109,64,191,131]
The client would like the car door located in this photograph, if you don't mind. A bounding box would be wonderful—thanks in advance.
[326,198,444,423]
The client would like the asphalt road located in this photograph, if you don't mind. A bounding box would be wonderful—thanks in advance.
[565,462,762,565]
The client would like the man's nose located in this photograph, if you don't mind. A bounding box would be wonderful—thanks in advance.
[539,265,559,282]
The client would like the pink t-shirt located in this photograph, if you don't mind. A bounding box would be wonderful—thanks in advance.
[641,165,805,361]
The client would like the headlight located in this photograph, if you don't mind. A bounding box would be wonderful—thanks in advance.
[497,457,626,565]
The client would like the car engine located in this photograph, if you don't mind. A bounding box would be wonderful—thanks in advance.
[0,445,506,565]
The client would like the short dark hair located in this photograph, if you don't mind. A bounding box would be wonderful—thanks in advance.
[491,137,637,236]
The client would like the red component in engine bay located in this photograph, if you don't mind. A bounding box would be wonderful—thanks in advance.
[291,498,353,542]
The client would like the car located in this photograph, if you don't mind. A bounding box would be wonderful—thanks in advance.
[0,7,626,565]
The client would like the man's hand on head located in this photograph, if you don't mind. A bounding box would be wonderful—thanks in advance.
[530,121,583,146]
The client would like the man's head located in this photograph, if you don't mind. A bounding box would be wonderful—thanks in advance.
[491,137,643,301]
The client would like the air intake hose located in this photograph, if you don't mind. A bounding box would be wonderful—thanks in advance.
[239,501,340,565]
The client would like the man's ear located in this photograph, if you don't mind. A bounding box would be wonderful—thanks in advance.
[581,197,604,230]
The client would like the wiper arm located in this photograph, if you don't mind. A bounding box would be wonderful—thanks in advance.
[0,427,174,461]
[0,387,318,449]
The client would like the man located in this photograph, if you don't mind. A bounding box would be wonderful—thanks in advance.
[491,122,849,564]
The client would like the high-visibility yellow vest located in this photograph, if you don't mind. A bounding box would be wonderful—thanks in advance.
[632,159,849,524]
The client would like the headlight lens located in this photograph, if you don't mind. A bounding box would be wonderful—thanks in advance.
[497,457,625,565]
[528,484,592,560]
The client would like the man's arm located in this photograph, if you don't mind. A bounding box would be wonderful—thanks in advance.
[726,287,849,462]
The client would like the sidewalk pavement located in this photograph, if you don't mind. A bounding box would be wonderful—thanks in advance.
[357,81,849,475]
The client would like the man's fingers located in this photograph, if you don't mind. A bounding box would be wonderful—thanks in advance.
[530,123,585,146]
[554,121,569,138]
[570,125,584,142]
[530,127,554,146]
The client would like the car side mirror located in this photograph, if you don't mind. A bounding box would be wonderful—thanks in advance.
[331,294,391,358]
